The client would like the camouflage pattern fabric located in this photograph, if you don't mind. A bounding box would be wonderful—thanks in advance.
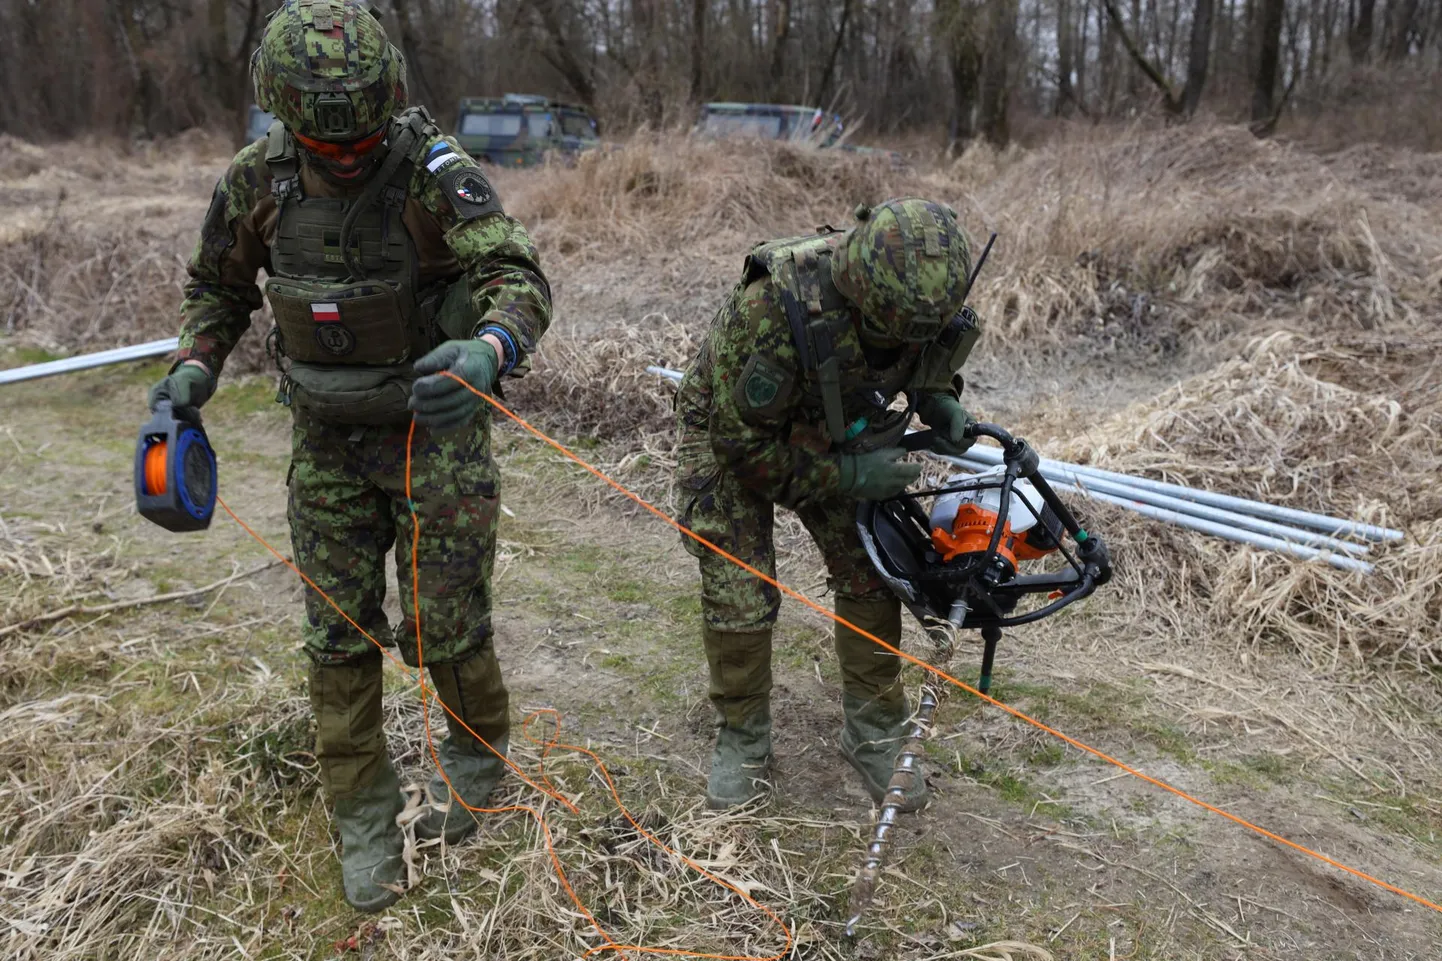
[832,199,971,343]
[176,133,550,377]
[174,114,548,671]
[674,259,958,630]
[673,270,953,512]
[678,462,890,634]
[252,0,407,141]
[288,410,499,666]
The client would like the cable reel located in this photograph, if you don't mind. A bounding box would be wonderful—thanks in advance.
[134,400,218,532]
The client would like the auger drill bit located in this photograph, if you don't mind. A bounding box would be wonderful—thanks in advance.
[844,615,968,938]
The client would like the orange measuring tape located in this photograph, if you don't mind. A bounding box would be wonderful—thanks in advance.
[213,372,1441,957]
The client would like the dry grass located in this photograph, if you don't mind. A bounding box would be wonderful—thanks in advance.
[1046,332,1442,667]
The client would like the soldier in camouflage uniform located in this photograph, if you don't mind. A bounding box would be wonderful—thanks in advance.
[675,199,980,810]
[147,1,550,911]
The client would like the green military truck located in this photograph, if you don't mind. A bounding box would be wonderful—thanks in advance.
[454,94,601,167]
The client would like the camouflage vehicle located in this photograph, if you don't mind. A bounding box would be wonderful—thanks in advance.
[246,103,276,142]
[695,102,905,166]
[454,94,601,167]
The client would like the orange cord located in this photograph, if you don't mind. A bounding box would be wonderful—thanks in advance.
[210,372,1442,957]
[143,440,168,496]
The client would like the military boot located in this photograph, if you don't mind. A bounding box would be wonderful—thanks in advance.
[833,595,929,812]
[702,626,775,809]
[413,646,510,845]
[309,654,407,912]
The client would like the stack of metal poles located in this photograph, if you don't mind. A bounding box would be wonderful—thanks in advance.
[645,365,1403,573]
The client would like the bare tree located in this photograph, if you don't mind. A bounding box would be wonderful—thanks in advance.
[690,0,706,104]
[2,0,1439,148]
[1251,0,1286,129]
[978,0,1018,146]
[768,0,793,98]
[1181,0,1216,114]
[1103,0,1216,117]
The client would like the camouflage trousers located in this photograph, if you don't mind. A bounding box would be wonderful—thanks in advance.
[675,434,892,633]
[287,410,500,667]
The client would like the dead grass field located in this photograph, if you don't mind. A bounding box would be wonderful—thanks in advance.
[1,125,1440,960]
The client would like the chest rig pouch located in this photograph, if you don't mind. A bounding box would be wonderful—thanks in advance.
[263,111,439,425]
[745,232,915,454]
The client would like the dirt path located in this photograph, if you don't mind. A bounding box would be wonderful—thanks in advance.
[0,366,1437,961]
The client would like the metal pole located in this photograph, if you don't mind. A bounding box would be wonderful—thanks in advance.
[951,452,1370,556]
[0,337,179,386]
[959,443,1403,544]
[647,365,683,382]
[948,456,1374,574]
[977,625,1002,696]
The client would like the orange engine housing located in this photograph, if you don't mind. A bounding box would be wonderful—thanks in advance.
[932,503,1060,568]
[933,503,1015,567]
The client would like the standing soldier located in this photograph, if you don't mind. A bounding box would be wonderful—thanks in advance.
[147,1,551,911]
[674,199,980,810]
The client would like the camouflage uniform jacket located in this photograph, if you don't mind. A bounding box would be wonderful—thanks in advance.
[677,232,960,511]
[176,126,550,378]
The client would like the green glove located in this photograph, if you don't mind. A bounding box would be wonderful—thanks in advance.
[838,447,922,500]
[148,363,214,412]
[409,339,498,430]
[916,392,976,457]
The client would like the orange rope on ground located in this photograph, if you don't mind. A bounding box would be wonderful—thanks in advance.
[431,370,1442,920]
[215,412,795,961]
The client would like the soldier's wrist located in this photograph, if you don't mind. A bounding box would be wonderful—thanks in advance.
[474,325,518,374]
[478,333,505,371]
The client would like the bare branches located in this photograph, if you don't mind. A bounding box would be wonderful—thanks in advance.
[1102,0,1184,113]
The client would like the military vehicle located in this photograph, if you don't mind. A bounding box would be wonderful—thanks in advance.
[454,94,601,167]
[246,104,276,142]
[695,102,905,166]
[695,103,842,145]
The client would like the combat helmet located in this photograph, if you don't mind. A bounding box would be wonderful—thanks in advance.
[831,199,972,344]
[251,0,407,144]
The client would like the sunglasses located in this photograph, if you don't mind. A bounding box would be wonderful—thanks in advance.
[293,128,386,161]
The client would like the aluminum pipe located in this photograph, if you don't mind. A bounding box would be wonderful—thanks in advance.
[947,456,1374,574]
[960,442,1403,544]
[0,337,180,386]
[950,452,1370,557]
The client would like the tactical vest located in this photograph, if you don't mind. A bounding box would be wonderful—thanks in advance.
[263,108,476,425]
[742,230,981,454]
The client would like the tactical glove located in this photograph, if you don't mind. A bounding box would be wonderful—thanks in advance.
[916,392,977,457]
[838,447,922,501]
[409,339,499,430]
[148,362,214,412]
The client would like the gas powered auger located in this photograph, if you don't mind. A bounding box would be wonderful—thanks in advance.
[845,422,1112,935]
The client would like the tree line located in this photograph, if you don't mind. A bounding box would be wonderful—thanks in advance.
[1,0,1438,147]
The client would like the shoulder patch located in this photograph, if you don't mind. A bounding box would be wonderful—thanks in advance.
[734,354,794,416]
[438,163,504,221]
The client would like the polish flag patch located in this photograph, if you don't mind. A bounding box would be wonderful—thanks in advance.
[311,303,341,323]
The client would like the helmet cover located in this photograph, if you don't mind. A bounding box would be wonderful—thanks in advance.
[831,199,973,344]
[252,0,407,142]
